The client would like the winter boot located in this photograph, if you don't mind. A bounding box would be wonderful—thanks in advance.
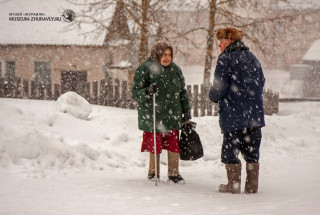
[219,164,241,194]
[168,151,185,184]
[148,153,160,180]
[245,162,259,194]
[168,175,185,184]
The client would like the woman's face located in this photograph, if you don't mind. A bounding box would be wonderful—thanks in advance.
[160,48,172,67]
[218,39,232,52]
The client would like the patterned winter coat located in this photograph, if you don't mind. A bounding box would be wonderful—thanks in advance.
[132,57,190,133]
[209,41,265,134]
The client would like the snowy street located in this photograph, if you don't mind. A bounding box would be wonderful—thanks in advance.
[1,97,320,215]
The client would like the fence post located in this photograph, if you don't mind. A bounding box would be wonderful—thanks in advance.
[106,77,113,106]
[193,85,199,117]
[31,81,37,99]
[203,86,213,116]
[9,77,15,98]
[121,80,128,108]
[16,78,21,98]
[207,101,213,116]
[84,82,90,102]
[128,81,136,109]
[114,78,120,107]
[53,84,60,100]
[39,84,45,100]
[100,79,106,105]
[3,79,7,97]
[92,80,98,104]
[23,79,29,98]
[46,83,52,100]
[200,85,206,116]
[4,78,15,97]
[0,78,4,97]
[187,85,192,116]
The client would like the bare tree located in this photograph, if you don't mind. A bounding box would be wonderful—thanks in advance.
[138,0,149,63]
[200,0,320,86]
[67,0,174,64]
[66,0,320,85]
[203,0,217,87]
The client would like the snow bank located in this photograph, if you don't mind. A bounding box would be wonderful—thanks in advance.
[0,98,142,173]
[0,101,97,170]
[56,92,92,120]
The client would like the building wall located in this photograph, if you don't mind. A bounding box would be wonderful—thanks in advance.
[0,45,109,84]
[302,60,320,97]
[0,44,135,96]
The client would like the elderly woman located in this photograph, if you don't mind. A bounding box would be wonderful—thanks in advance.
[132,41,191,184]
[209,27,265,194]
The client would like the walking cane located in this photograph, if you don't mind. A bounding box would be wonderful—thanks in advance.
[153,93,158,186]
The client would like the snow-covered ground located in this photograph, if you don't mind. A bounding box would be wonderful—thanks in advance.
[1,93,320,215]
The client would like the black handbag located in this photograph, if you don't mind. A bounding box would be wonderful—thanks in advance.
[179,121,204,161]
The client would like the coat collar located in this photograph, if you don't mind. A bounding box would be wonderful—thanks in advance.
[221,40,249,56]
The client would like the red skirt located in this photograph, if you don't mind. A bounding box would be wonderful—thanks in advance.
[141,130,179,154]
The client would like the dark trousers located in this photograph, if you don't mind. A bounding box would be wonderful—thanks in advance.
[221,127,262,164]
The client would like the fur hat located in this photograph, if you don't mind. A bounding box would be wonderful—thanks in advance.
[216,27,244,41]
[150,41,173,63]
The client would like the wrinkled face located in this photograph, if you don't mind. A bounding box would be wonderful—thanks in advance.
[160,48,172,67]
[218,39,232,52]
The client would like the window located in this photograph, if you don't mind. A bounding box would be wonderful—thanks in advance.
[5,61,15,79]
[34,61,51,87]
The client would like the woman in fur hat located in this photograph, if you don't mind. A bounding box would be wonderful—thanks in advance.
[209,27,265,194]
[132,41,191,184]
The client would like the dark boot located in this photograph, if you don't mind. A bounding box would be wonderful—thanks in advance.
[148,153,160,180]
[245,162,259,194]
[168,175,185,184]
[168,151,185,184]
[219,164,241,194]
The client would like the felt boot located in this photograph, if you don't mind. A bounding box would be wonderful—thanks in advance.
[245,162,259,194]
[148,153,160,180]
[168,151,185,184]
[219,164,241,194]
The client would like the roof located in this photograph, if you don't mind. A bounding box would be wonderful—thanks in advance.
[275,0,320,10]
[303,39,320,61]
[0,0,114,46]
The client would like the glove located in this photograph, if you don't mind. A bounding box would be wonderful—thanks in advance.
[146,83,159,96]
[182,109,191,123]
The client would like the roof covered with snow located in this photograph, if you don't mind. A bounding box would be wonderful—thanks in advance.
[303,39,320,61]
[0,0,114,46]
[276,0,320,10]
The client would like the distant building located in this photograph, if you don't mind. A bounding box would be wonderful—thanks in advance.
[301,39,320,97]
[266,1,320,70]
[0,0,133,96]
[289,39,320,98]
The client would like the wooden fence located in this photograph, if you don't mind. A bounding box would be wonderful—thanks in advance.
[0,77,279,116]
